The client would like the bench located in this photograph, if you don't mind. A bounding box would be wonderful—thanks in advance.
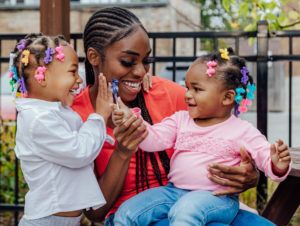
[262,147,300,226]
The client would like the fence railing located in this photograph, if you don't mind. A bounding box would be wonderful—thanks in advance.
[1,23,300,225]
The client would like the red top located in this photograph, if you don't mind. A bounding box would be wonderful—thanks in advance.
[72,76,187,218]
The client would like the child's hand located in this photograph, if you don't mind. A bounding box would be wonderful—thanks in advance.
[112,98,133,126]
[142,72,152,93]
[95,73,114,123]
[270,139,291,176]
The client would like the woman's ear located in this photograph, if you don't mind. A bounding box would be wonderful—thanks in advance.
[222,89,235,106]
[87,47,101,67]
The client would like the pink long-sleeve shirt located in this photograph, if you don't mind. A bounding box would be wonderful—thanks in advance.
[139,111,290,191]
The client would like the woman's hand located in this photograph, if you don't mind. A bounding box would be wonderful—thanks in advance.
[207,148,259,196]
[114,114,148,158]
[142,72,152,93]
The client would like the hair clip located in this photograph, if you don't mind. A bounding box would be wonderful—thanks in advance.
[206,60,217,77]
[235,87,245,104]
[18,77,28,97]
[44,47,55,64]
[241,66,249,84]
[219,48,229,60]
[238,98,252,113]
[9,53,16,68]
[17,39,26,52]
[246,84,256,100]
[9,66,18,81]
[55,45,65,62]
[34,66,47,82]
[21,50,30,66]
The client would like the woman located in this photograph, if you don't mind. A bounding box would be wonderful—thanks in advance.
[71,7,274,226]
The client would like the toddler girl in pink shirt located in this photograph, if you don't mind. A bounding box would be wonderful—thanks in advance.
[112,48,291,226]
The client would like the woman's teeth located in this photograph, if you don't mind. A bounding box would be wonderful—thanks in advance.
[123,81,141,89]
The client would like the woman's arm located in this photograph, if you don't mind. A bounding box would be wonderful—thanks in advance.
[85,115,148,222]
[207,148,259,195]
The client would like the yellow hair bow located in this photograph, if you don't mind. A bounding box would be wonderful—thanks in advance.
[219,48,229,60]
[21,49,30,66]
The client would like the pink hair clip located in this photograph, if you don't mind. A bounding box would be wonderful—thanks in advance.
[206,60,217,77]
[34,66,47,82]
[238,99,252,113]
[55,45,65,62]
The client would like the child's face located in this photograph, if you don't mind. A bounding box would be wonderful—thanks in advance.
[185,62,226,120]
[45,45,82,106]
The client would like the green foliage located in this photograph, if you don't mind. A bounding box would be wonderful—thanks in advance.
[0,120,28,204]
[195,0,300,31]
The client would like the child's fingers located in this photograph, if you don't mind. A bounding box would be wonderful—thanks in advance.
[270,144,277,156]
[278,150,290,159]
[277,143,288,153]
[97,73,106,99]
[276,139,284,146]
[280,156,291,162]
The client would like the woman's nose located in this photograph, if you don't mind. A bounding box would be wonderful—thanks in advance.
[132,63,147,78]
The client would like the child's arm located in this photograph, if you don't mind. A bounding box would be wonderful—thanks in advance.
[30,74,113,169]
[270,139,291,177]
[112,100,179,152]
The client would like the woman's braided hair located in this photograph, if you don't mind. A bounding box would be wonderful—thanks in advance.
[83,7,170,193]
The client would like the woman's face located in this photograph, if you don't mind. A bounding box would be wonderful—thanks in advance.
[98,27,152,103]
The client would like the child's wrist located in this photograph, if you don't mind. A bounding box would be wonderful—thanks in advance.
[271,161,288,177]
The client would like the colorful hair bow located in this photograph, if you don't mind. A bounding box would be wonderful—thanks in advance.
[17,39,26,52]
[34,66,47,82]
[246,83,256,100]
[206,60,217,77]
[219,48,229,60]
[44,47,55,64]
[55,45,65,62]
[238,99,252,113]
[21,50,30,66]
[241,66,249,84]
[18,77,28,97]
[234,87,245,104]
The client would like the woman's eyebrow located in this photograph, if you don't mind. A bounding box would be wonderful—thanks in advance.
[122,49,152,56]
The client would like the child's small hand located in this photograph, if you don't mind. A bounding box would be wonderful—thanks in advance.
[95,73,114,123]
[112,98,133,126]
[270,139,291,176]
[142,72,152,93]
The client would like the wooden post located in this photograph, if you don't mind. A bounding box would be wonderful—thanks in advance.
[40,0,70,41]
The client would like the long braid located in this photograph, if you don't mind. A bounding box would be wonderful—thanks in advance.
[128,92,170,190]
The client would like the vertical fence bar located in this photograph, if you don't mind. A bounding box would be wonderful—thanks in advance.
[152,37,156,75]
[193,37,197,57]
[288,37,293,146]
[235,37,239,55]
[256,20,269,213]
[172,37,176,82]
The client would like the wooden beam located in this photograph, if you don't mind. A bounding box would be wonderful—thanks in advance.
[40,0,70,41]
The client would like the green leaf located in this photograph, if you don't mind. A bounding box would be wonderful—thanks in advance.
[288,10,299,20]
[222,0,231,12]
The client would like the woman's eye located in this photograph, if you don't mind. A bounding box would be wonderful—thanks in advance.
[143,57,155,65]
[121,60,136,67]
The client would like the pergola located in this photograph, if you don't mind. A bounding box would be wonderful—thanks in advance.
[40,0,70,41]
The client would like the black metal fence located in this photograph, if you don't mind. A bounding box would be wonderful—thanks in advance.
[1,22,300,225]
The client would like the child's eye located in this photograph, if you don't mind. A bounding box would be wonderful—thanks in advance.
[121,60,136,67]
[143,57,155,65]
[194,87,202,92]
